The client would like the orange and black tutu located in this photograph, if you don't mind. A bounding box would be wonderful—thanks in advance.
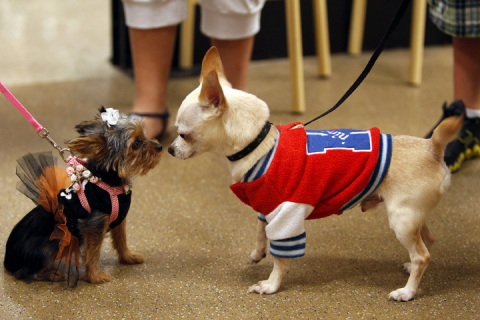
[16,152,81,282]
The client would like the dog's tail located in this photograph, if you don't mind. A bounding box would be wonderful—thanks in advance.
[15,153,80,284]
[430,115,463,156]
[36,166,70,214]
[16,152,70,213]
[36,165,81,285]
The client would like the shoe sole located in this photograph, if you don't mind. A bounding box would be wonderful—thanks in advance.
[448,144,480,172]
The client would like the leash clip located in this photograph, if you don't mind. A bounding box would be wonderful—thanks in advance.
[38,127,73,162]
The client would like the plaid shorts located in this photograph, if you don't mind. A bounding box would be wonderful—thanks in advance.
[428,0,480,37]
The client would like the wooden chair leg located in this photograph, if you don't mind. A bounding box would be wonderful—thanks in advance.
[409,0,426,86]
[285,0,306,113]
[179,0,198,70]
[313,0,331,77]
[348,0,367,56]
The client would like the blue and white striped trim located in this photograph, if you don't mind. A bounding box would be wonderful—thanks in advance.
[257,213,267,222]
[340,133,393,212]
[270,232,306,258]
[242,129,280,183]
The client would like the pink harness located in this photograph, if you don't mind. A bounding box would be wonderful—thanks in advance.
[66,156,125,224]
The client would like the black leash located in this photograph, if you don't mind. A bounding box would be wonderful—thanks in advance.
[304,0,413,127]
[227,0,413,162]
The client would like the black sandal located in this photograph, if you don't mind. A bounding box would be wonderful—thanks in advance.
[129,112,170,140]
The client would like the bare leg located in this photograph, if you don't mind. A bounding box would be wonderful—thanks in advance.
[248,256,290,294]
[247,219,267,264]
[128,26,177,139]
[453,37,480,110]
[440,37,480,171]
[111,219,144,264]
[211,36,254,91]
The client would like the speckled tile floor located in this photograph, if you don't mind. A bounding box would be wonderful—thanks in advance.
[1,1,479,319]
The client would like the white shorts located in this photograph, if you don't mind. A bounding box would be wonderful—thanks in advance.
[122,0,266,39]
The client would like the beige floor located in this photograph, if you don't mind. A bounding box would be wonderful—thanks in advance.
[1,1,479,319]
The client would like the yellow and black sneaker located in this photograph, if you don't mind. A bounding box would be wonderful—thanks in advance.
[444,116,480,172]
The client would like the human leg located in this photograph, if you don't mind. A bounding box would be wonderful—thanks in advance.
[443,37,480,172]
[211,37,254,91]
[128,26,176,139]
[453,37,480,110]
[199,0,266,91]
[122,0,187,139]
[426,0,480,171]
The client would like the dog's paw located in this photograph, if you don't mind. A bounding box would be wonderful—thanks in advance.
[86,270,112,284]
[120,252,145,265]
[248,280,280,294]
[403,262,412,274]
[246,251,266,265]
[35,269,67,282]
[388,288,416,301]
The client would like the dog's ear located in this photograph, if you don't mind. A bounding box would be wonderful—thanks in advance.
[200,47,225,83]
[65,134,109,160]
[199,70,227,116]
[74,120,107,137]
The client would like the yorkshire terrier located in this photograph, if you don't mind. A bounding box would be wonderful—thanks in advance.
[4,107,162,285]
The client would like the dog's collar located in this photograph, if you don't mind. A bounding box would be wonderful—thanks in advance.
[227,121,272,162]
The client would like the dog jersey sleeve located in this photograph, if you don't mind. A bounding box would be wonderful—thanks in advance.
[264,202,313,258]
[264,202,313,240]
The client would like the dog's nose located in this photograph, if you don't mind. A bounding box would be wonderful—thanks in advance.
[168,145,175,156]
[156,144,163,152]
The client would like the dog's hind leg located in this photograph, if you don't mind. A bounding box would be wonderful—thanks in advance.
[111,219,144,264]
[403,224,435,274]
[420,224,435,250]
[246,219,267,264]
[388,213,431,301]
[248,256,289,294]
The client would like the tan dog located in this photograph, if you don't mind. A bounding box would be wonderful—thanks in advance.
[168,47,462,301]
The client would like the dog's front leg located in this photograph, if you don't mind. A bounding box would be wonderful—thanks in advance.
[111,219,144,264]
[248,256,289,294]
[84,221,111,284]
[247,219,267,264]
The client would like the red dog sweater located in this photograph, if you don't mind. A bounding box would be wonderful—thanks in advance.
[230,122,392,258]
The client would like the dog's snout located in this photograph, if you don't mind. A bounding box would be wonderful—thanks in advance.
[156,144,163,152]
[167,145,175,156]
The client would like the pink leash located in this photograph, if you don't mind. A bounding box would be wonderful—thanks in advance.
[3,82,125,223]
[0,81,43,133]
[0,81,72,160]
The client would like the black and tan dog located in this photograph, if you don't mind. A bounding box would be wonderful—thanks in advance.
[4,107,162,285]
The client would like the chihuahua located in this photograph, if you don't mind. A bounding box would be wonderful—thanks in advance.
[168,47,462,301]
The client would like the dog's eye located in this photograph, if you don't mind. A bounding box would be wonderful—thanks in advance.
[179,133,192,142]
[179,133,192,143]
[132,139,142,150]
